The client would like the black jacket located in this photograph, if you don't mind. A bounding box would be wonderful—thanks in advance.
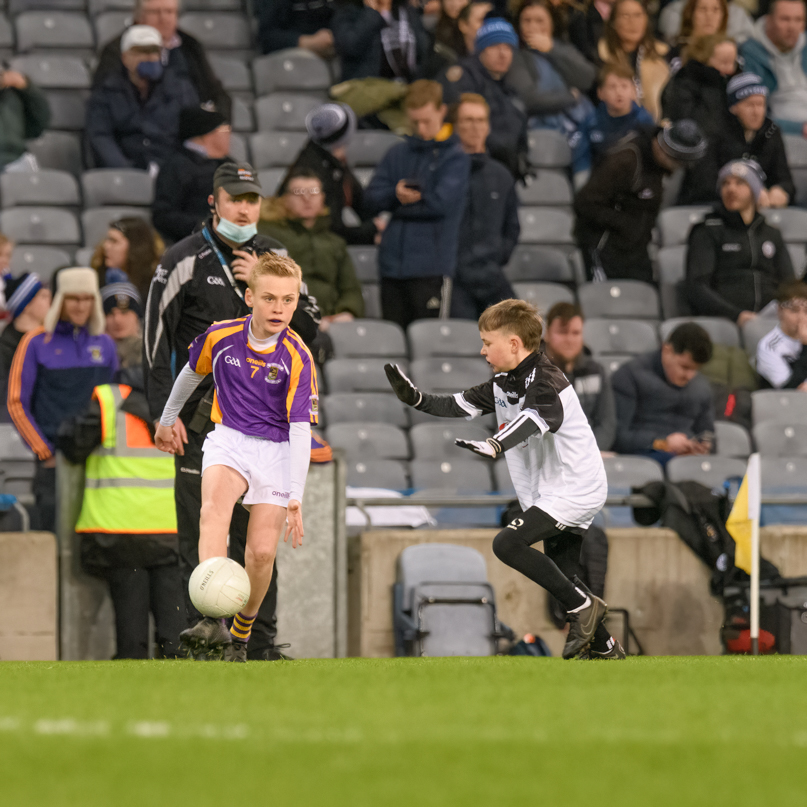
[685,204,795,321]
[566,3,606,66]
[93,31,231,120]
[439,55,528,179]
[143,220,319,422]
[257,0,336,54]
[661,59,731,143]
[152,147,232,244]
[281,140,377,245]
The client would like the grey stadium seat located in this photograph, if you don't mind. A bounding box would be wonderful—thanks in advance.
[517,169,572,206]
[229,132,250,163]
[0,207,80,245]
[9,0,86,11]
[252,48,331,96]
[753,422,807,457]
[361,284,381,319]
[578,280,660,319]
[764,209,807,244]
[347,246,378,283]
[9,54,90,88]
[794,169,807,209]
[657,206,710,247]
[504,245,575,283]
[410,459,493,492]
[346,131,404,167]
[665,456,747,488]
[0,424,37,502]
[760,457,807,491]
[257,168,284,197]
[88,0,135,13]
[410,422,492,462]
[74,246,95,266]
[346,459,408,490]
[659,316,740,348]
[93,11,132,46]
[599,354,634,376]
[324,358,405,393]
[14,12,95,54]
[742,317,777,357]
[407,319,482,359]
[232,96,254,132]
[0,16,12,61]
[177,12,252,50]
[325,422,409,460]
[254,92,322,131]
[518,207,574,245]
[751,389,807,425]
[27,131,83,176]
[249,131,306,168]
[584,318,658,355]
[788,243,806,276]
[81,206,149,248]
[513,281,574,313]
[656,245,687,285]
[322,392,408,428]
[208,54,253,92]
[410,357,491,393]
[784,134,807,168]
[81,169,154,207]
[329,319,406,358]
[8,246,71,283]
[494,459,514,494]
[527,129,571,168]
[43,89,89,130]
[603,456,664,489]
[715,421,752,458]
[0,170,80,208]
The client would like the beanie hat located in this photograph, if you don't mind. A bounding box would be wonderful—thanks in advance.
[475,18,519,53]
[179,105,227,142]
[3,272,43,320]
[656,119,707,163]
[44,267,105,335]
[717,158,765,203]
[305,103,357,150]
[727,73,768,108]
[101,282,143,318]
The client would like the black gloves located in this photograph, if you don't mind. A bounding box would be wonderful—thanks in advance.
[384,363,422,408]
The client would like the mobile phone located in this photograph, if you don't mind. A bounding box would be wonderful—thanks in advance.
[403,179,422,191]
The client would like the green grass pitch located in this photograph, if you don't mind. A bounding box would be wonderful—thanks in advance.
[0,656,805,806]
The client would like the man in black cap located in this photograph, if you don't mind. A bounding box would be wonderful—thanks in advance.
[574,119,707,283]
[144,160,321,660]
[153,106,233,245]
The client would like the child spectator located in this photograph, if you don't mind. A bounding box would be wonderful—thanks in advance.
[102,282,144,386]
[756,282,807,390]
[0,273,51,380]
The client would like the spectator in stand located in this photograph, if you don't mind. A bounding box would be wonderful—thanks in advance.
[257,0,336,56]
[567,0,615,66]
[365,80,470,328]
[740,0,807,139]
[91,217,165,303]
[661,0,753,64]
[543,302,616,451]
[450,93,519,319]
[756,281,807,389]
[94,0,231,119]
[8,269,118,531]
[686,159,794,326]
[457,1,494,56]
[435,0,471,59]
[0,69,50,172]
[612,322,715,465]
[153,107,233,245]
[86,25,200,171]
[598,0,670,120]
[102,282,144,385]
[439,18,529,178]
[574,119,706,282]
[281,103,383,245]
[572,61,654,188]
[427,0,493,74]
[259,171,365,328]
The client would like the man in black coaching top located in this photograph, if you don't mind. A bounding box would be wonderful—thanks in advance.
[144,161,320,659]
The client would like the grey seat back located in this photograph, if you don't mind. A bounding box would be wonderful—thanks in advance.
[527,129,571,167]
[715,421,752,458]
[326,422,409,459]
[410,422,491,461]
[93,11,132,46]
[322,392,408,428]
[9,54,90,88]
[208,53,253,91]
[760,457,807,491]
[752,390,807,425]
[324,358,404,393]
[410,357,491,393]
[584,318,659,355]
[347,246,378,283]
[27,131,83,176]
[1,170,80,208]
[345,131,404,167]
[252,48,331,95]
[517,169,572,205]
[257,168,284,197]
[764,209,807,243]
[407,319,482,359]
[329,319,406,358]
[603,456,664,489]
[178,12,252,49]
[254,92,322,131]
[410,459,492,491]
[517,207,574,244]
[513,281,574,313]
[578,280,660,319]
[9,246,72,282]
[15,11,94,52]
[753,422,807,457]
[248,131,307,168]
[742,317,777,357]
[660,316,740,348]
[81,206,150,247]
[43,89,89,130]
[81,169,154,207]
[504,245,574,283]
[665,456,747,488]
[0,207,80,245]
[657,206,710,247]
[346,459,408,490]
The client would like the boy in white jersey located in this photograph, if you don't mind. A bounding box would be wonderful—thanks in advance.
[154,254,317,662]
[386,299,623,659]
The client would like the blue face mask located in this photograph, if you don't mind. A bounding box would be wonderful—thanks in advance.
[136,60,164,82]
[216,215,257,245]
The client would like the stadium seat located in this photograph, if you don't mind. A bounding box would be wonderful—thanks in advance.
[74,246,94,266]
[599,354,634,375]
[14,11,94,54]
[715,421,752,458]
[752,422,807,457]
[322,392,408,428]
[177,12,252,50]
[325,422,409,460]
[659,316,740,348]
[742,317,777,357]
[345,131,404,167]
[324,358,405,393]
[9,54,90,88]
[512,281,574,312]
[410,459,493,492]
[0,14,13,60]
[407,319,482,359]
[345,459,408,490]
[410,357,491,393]
[504,245,575,283]
[361,284,381,319]
[578,280,660,320]
[81,169,153,207]
[347,246,378,283]
[0,207,80,246]
[784,134,807,167]
[248,131,307,168]
[527,129,571,168]
[410,422,492,462]
[792,169,807,209]
[43,89,89,130]
[665,456,746,488]
[257,168,284,197]
[252,48,331,96]
[751,389,807,425]
[0,170,79,208]
[207,53,253,92]
[764,209,807,244]
[583,318,659,355]
[254,92,322,132]
[0,424,36,503]
[517,169,572,206]
[656,245,687,285]
[354,167,374,188]
[93,11,132,46]
[493,458,514,494]
[603,455,664,489]
[657,206,710,247]
[8,245,71,282]
[231,96,254,132]
[760,457,807,492]
[229,132,249,163]
[329,319,406,359]
[517,208,574,245]
[9,0,86,11]
[81,206,150,248]
[26,131,83,176]
[88,0,135,12]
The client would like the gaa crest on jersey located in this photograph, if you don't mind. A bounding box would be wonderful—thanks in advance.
[88,345,103,363]
[265,363,284,384]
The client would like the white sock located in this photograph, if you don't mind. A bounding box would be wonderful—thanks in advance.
[568,593,591,614]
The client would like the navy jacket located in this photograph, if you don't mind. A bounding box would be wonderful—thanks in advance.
[258,0,336,54]
[364,134,470,281]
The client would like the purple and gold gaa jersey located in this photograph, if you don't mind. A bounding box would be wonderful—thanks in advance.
[188,316,318,442]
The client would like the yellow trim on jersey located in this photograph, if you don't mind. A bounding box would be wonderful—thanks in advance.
[286,328,319,400]
[192,322,245,375]
[283,338,305,419]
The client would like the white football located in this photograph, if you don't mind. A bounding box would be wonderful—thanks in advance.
[189,557,251,618]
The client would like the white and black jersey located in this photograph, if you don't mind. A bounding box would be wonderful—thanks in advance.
[756,324,807,390]
[417,350,607,528]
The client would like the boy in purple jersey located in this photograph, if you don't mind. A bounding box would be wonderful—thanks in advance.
[154,254,318,662]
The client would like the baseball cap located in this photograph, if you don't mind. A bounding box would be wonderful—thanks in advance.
[213,161,263,197]
[121,25,163,52]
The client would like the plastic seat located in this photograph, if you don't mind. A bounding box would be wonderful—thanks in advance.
[248,131,306,168]
[527,129,571,168]
[657,206,710,247]
[93,11,132,45]
[329,319,406,359]
[751,389,807,425]
[504,245,574,283]
[516,169,572,206]
[599,354,634,376]
[15,11,94,53]
[207,53,253,92]
[74,246,94,266]
[410,459,493,492]
[665,456,747,488]
[715,421,752,458]
[322,392,408,428]
[407,319,482,359]
[9,0,86,11]
[742,317,777,357]
[88,0,135,12]
[257,168,284,197]
[512,281,574,313]
[0,170,79,208]
[81,206,149,247]
[659,316,740,348]
[346,246,378,283]
[252,48,331,96]
[655,245,687,285]
[9,54,90,88]
[231,96,253,132]
[764,209,807,244]
[789,243,806,276]
[228,132,249,163]
[578,280,660,319]
[324,358,404,393]
[760,457,807,491]
[361,284,381,319]
[753,422,807,457]
[325,422,409,460]
[254,92,322,132]
[0,207,80,245]
[784,134,807,168]
[583,318,658,355]
[43,89,89,130]
[27,131,83,176]
[8,245,71,283]
[177,12,251,50]
[410,422,492,462]
[345,459,408,490]
[517,207,574,245]
[81,169,153,207]
[410,357,491,393]
[603,455,664,489]
[345,131,404,167]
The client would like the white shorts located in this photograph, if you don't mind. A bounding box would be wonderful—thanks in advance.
[202,424,291,507]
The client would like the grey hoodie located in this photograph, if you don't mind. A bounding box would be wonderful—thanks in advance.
[754,16,807,126]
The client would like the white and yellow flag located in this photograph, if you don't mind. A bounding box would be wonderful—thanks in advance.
[726,454,761,575]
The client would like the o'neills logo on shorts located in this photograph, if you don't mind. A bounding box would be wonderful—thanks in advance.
[272,491,290,498]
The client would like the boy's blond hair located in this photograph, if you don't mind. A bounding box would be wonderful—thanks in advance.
[249,252,303,291]
[478,299,543,351]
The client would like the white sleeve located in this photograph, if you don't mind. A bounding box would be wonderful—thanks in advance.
[756,338,791,389]
[159,364,206,426]
[288,421,311,503]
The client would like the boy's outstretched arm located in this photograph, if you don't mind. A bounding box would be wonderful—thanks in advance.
[456,413,541,459]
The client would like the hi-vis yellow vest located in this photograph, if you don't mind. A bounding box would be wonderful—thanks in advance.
[75,384,177,535]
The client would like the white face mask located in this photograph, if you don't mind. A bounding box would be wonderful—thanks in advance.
[215,214,257,244]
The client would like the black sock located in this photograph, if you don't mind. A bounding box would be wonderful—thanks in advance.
[589,624,612,652]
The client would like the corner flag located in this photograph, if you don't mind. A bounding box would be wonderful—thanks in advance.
[726,454,761,574]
